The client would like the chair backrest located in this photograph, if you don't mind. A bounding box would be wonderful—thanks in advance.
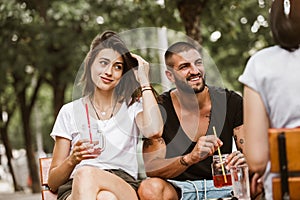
[39,157,57,200]
[269,128,300,200]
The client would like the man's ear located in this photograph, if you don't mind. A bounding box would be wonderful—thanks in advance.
[165,70,175,83]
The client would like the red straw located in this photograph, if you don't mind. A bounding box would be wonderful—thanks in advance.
[85,103,93,143]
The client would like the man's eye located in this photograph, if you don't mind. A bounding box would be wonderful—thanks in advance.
[195,61,203,66]
[179,64,188,70]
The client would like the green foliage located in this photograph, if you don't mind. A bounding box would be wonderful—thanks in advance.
[0,0,274,150]
[200,0,272,91]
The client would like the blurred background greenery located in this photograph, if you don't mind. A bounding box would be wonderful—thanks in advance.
[0,0,272,193]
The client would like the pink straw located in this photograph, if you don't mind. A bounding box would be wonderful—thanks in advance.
[85,103,93,143]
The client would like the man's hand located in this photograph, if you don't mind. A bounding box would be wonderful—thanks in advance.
[185,135,223,165]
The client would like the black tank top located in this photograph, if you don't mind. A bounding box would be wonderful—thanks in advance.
[158,86,243,181]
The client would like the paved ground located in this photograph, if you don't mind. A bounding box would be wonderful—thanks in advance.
[0,180,41,200]
[0,192,41,200]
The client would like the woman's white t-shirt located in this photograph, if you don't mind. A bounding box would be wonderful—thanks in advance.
[50,98,143,179]
[239,46,300,199]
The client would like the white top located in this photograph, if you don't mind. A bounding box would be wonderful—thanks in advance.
[239,46,300,199]
[50,98,143,179]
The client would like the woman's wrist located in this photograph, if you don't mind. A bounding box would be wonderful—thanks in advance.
[141,85,152,93]
[68,154,80,166]
[141,82,150,87]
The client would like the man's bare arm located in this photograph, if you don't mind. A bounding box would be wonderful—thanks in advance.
[233,125,245,153]
[143,137,191,178]
[143,135,221,178]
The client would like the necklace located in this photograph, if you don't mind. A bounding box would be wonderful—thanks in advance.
[90,100,104,120]
[89,97,117,120]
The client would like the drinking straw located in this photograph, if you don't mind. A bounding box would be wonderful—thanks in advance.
[213,126,227,183]
[85,103,93,143]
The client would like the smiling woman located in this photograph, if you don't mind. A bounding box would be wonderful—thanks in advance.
[46,30,163,200]
[90,48,124,93]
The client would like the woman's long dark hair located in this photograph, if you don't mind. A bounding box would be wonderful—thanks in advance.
[270,0,300,51]
[80,31,140,104]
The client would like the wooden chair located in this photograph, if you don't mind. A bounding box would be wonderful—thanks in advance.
[39,157,57,200]
[269,128,300,200]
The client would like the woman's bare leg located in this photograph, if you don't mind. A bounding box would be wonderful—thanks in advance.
[97,190,118,200]
[69,166,138,200]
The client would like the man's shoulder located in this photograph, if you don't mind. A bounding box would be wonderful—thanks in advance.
[209,86,241,96]
[158,89,174,104]
[209,86,242,104]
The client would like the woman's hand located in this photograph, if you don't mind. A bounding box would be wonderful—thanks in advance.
[225,151,247,169]
[250,172,264,199]
[69,139,100,165]
[130,53,150,86]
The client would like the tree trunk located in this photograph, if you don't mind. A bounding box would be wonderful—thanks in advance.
[53,79,66,119]
[18,89,41,193]
[13,75,43,193]
[0,125,22,191]
[1,92,24,191]
[53,86,66,117]
[177,0,206,44]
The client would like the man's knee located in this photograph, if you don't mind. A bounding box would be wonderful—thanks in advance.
[138,178,165,198]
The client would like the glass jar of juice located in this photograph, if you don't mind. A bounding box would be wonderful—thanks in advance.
[211,154,232,187]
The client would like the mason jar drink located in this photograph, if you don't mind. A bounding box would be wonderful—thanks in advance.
[211,154,232,187]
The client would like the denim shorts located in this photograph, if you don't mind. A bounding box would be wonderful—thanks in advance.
[168,179,233,200]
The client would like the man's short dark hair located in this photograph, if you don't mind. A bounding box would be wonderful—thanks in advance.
[164,42,202,68]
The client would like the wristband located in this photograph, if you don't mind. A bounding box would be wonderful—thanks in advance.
[141,86,152,93]
[180,155,189,166]
[141,88,152,93]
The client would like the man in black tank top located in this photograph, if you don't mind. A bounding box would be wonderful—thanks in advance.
[138,42,248,200]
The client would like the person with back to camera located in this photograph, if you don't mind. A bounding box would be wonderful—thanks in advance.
[137,41,248,200]
[47,31,163,200]
[238,0,300,199]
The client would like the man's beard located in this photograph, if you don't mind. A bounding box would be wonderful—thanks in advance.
[174,73,206,94]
